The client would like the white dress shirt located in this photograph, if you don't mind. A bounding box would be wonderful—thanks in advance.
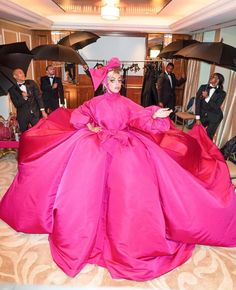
[17,82,27,93]
[49,76,54,86]
[205,86,217,103]
[166,72,173,88]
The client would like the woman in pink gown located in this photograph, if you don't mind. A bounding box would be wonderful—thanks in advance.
[0,57,236,281]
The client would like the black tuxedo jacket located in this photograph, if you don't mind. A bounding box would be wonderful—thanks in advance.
[9,80,44,132]
[40,76,64,110]
[9,80,44,119]
[157,72,186,108]
[195,84,226,123]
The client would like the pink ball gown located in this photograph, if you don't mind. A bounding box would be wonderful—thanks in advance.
[0,91,236,281]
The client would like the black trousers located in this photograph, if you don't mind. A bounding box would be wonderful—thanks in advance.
[17,112,39,132]
[43,97,60,114]
[163,97,176,120]
[201,116,221,140]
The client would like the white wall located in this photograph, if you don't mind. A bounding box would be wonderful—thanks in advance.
[78,35,146,76]
[220,26,236,47]
[0,95,10,119]
[0,29,9,119]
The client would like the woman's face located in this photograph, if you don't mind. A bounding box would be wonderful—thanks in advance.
[106,72,122,93]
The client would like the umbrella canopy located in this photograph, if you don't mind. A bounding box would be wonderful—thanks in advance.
[58,31,100,50]
[0,42,33,74]
[0,66,16,94]
[158,39,200,59]
[0,53,33,74]
[31,44,86,64]
[175,42,236,68]
[0,41,31,55]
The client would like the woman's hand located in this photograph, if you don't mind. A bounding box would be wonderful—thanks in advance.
[153,108,173,119]
[87,123,102,133]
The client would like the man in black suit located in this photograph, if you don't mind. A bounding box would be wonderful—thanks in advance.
[40,65,65,113]
[195,73,226,140]
[9,68,47,133]
[157,62,186,117]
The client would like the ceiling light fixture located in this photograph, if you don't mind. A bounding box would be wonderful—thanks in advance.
[150,49,160,59]
[101,0,120,20]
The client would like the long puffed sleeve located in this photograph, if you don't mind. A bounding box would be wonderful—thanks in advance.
[70,101,94,129]
[129,106,170,134]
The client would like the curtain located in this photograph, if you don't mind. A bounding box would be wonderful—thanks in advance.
[182,60,201,110]
[182,33,203,110]
[216,70,236,147]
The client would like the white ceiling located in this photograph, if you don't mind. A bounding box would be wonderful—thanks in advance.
[0,0,236,34]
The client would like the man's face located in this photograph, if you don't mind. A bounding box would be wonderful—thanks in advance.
[209,74,219,86]
[13,69,25,82]
[47,66,56,76]
[166,65,174,74]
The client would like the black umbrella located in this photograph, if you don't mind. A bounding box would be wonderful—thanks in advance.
[175,41,236,68]
[158,39,200,59]
[0,41,31,54]
[0,42,33,74]
[31,44,86,64]
[58,31,100,50]
[0,66,16,94]
[0,53,33,74]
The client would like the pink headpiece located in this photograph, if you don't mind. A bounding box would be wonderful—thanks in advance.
[89,57,121,91]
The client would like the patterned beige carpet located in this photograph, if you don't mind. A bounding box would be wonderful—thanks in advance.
[0,154,236,290]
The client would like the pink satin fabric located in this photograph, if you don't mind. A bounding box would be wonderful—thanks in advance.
[0,140,19,148]
[89,57,121,90]
[0,92,235,281]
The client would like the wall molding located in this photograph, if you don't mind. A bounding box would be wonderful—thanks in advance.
[171,0,236,33]
[0,0,53,29]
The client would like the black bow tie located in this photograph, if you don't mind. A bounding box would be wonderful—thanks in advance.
[18,83,25,87]
[209,86,216,90]
[49,76,54,79]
